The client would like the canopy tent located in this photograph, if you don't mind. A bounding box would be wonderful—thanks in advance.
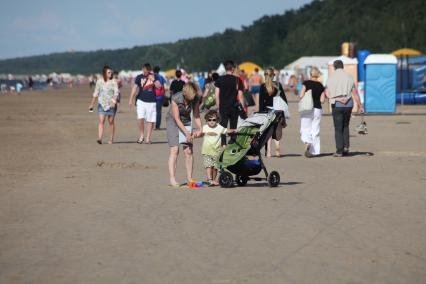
[238,62,262,74]
[285,56,336,70]
[391,48,422,57]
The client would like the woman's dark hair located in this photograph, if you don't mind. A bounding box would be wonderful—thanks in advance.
[204,109,219,120]
[102,65,112,81]
[153,66,160,73]
[175,69,182,78]
[212,72,219,81]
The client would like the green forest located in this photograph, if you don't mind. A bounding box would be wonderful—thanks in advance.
[0,0,425,75]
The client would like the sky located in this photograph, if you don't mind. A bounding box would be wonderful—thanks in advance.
[0,0,312,60]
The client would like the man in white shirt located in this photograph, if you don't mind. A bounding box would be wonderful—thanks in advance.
[326,60,364,157]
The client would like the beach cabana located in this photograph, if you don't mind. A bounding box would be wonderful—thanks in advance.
[327,56,359,83]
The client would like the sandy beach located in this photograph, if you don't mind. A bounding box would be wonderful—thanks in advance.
[1,86,425,283]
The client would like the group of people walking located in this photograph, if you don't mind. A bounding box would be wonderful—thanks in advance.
[298,60,364,158]
[88,59,364,186]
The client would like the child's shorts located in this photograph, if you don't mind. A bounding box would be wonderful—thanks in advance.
[203,155,216,168]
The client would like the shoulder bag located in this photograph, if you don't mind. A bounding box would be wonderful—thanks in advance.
[298,89,313,113]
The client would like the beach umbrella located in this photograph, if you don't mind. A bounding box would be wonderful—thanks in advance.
[391,48,422,57]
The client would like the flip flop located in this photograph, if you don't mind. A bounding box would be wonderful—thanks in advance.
[97,139,102,144]
[137,138,144,144]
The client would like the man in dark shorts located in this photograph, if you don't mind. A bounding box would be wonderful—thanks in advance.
[214,60,245,131]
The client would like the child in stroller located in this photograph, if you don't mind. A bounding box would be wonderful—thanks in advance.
[216,109,285,187]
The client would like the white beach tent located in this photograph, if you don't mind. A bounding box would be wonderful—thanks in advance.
[217,63,226,75]
[285,56,336,70]
[283,56,337,85]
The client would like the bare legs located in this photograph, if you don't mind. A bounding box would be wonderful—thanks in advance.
[253,93,259,113]
[97,114,116,144]
[107,115,115,144]
[168,145,194,185]
[98,115,106,142]
[145,122,154,143]
[266,137,272,157]
[206,167,219,185]
[266,137,281,157]
[137,118,144,142]
[274,139,281,157]
[168,146,179,185]
[137,119,154,143]
[183,146,193,182]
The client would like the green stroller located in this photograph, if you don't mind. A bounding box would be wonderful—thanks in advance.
[216,110,284,188]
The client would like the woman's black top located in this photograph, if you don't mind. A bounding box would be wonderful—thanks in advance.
[303,80,325,109]
[258,82,287,113]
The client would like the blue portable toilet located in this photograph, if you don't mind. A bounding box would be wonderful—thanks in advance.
[357,50,370,82]
[364,54,398,112]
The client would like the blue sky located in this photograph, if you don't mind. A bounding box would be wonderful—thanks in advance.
[0,0,311,59]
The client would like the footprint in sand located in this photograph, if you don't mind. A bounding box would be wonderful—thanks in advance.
[96,160,156,169]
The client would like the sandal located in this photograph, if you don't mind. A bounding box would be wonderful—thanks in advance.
[137,138,144,144]
[96,139,102,145]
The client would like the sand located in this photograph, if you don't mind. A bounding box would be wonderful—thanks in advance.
[0,86,425,284]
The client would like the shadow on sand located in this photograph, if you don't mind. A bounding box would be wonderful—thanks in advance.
[344,151,374,157]
[113,141,168,145]
[231,181,304,188]
[273,154,302,158]
[310,151,374,158]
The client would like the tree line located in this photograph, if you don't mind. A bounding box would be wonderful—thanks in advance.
[0,0,424,75]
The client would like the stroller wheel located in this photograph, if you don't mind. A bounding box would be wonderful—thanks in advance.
[268,171,280,187]
[236,175,249,186]
[219,171,234,188]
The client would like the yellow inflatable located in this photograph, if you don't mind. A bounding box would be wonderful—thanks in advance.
[238,62,262,74]
[164,69,176,78]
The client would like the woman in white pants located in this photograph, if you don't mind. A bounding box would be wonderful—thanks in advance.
[298,67,325,157]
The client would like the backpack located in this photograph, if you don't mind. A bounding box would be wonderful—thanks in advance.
[202,82,216,110]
